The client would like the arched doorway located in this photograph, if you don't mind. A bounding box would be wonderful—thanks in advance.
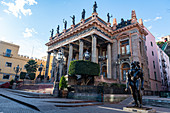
[102,65,107,78]
[121,63,130,81]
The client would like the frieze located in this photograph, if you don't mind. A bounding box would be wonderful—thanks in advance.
[48,26,112,50]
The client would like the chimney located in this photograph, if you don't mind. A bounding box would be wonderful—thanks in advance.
[113,18,117,30]
[139,18,143,26]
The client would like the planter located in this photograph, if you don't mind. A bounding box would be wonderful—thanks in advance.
[62,90,68,98]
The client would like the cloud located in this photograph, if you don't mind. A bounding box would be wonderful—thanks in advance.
[148,26,152,30]
[154,16,162,21]
[0,17,3,21]
[144,19,151,23]
[1,0,37,18]
[23,28,37,38]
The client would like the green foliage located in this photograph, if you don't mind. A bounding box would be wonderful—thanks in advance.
[59,76,67,90]
[157,41,165,46]
[98,82,109,87]
[28,73,36,80]
[9,79,14,85]
[24,60,38,74]
[20,72,35,80]
[20,72,26,79]
[68,60,100,76]
[110,83,126,88]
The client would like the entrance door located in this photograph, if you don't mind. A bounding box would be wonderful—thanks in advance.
[102,66,107,78]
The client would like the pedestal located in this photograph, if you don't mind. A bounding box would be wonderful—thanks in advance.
[123,106,156,113]
[12,83,17,89]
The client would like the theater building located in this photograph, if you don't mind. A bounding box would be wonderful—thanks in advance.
[45,9,150,89]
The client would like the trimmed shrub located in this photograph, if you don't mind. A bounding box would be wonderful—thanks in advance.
[29,73,35,80]
[59,76,67,90]
[9,79,14,85]
[68,60,100,76]
[20,72,26,79]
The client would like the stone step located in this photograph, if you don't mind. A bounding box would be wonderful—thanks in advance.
[55,102,103,107]
[6,89,52,97]
[45,100,97,103]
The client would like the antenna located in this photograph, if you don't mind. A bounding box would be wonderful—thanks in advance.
[31,45,34,58]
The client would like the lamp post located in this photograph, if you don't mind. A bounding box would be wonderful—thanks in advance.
[53,50,64,97]
[116,60,121,83]
[13,65,22,82]
[84,50,90,60]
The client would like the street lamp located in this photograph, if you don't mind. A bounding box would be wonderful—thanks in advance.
[116,60,121,83]
[13,65,22,82]
[53,50,64,97]
[84,50,90,60]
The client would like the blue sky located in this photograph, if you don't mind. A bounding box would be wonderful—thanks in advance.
[0,0,170,59]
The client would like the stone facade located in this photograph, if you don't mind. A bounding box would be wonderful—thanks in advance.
[45,10,151,90]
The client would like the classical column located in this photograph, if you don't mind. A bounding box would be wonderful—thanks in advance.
[91,35,97,62]
[45,52,51,78]
[96,47,98,63]
[51,50,57,78]
[59,47,64,78]
[67,44,73,74]
[107,43,112,79]
[112,40,118,79]
[79,39,84,60]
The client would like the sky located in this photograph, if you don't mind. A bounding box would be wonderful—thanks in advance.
[0,0,170,59]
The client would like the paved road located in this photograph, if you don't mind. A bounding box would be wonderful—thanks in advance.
[0,96,37,113]
[0,88,170,113]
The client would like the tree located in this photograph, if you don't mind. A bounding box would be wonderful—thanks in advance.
[24,60,38,78]
[59,76,67,90]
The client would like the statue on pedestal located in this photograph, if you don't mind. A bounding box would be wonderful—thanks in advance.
[57,25,60,34]
[93,1,98,13]
[63,19,67,30]
[107,13,112,23]
[82,9,85,20]
[70,15,75,25]
[125,61,144,108]
[50,29,54,37]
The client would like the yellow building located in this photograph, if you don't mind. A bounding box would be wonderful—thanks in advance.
[0,41,46,82]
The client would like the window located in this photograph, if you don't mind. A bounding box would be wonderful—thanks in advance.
[6,62,12,67]
[152,51,154,56]
[5,49,11,57]
[154,72,157,80]
[121,63,130,81]
[148,69,150,78]
[120,40,130,55]
[151,42,153,47]
[153,61,155,69]
[3,74,10,79]
[139,41,142,55]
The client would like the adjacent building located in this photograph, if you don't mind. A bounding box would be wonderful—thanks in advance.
[145,27,162,91]
[0,41,46,82]
[157,46,170,91]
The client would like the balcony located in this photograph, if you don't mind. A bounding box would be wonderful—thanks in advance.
[3,52,13,57]
[118,52,131,59]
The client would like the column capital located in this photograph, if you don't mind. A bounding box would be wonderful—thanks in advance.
[79,39,84,42]
[69,43,74,46]
[47,52,51,54]
[91,34,98,38]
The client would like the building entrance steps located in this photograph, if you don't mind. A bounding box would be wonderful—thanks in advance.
[6,89,52,97]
